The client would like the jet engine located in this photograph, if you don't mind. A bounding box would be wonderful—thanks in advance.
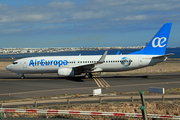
[58,68,74,77]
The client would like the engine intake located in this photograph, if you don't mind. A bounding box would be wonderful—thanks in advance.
[58,68,74,77]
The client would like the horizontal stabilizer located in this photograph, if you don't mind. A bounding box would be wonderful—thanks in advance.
[116,51,120,55]
[152,53,174,59]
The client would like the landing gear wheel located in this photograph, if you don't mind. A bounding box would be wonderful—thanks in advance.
[85,74,89,79]
[21,75,25,79]
[89,73,93,78]
[85,73,93,79]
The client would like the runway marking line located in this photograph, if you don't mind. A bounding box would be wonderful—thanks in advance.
[93,76,110,88]
[100,77,110,87]
[1,80,180,96]
[0,86,98,96]
[96,78,104,87]
[93,78,101,87]
[1,77,180,96]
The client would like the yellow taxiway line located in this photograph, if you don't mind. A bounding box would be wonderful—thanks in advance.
[93,76,110,88]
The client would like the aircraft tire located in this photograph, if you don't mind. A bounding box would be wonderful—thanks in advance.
[85,74,89,79]
[21,75,25,79]
[89,73,93,78]
[85,73,93,79]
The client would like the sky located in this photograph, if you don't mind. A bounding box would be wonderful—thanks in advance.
[0,0,180,48]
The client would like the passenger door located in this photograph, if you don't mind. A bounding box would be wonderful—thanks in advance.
[138,57,143,66]
[23,60,27,68]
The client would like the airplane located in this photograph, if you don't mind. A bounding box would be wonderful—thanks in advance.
[6,23,173,79]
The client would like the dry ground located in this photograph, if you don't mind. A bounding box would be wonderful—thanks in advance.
[7,100,180,120]
[0,61,11,70]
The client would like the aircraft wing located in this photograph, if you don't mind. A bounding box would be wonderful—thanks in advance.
[73,51,108,71]
[152,53,174,59]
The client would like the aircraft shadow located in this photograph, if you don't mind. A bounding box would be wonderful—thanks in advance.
[100,73,180,79]
[0,75,85,82]
[64,77,85,82]
[101,75,149,79]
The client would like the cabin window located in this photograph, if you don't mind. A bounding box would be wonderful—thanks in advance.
[12,62,18,64]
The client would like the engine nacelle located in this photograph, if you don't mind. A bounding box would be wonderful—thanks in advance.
[58,68,74,77]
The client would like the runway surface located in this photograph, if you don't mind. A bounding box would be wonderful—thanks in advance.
[0,70,180,100]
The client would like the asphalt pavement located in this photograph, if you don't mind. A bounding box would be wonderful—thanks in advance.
[0,70,180,100]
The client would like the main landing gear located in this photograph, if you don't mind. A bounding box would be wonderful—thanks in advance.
[85,73,93,79]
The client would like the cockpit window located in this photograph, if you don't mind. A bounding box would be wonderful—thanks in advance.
[12,62,18,64]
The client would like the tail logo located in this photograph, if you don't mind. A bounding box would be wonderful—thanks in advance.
[152,37,167,48]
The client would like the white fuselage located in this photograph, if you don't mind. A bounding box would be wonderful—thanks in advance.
[6,54,165,75]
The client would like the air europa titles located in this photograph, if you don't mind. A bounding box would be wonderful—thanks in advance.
[29,59,68,67]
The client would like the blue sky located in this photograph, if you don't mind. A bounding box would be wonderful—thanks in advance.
[0,0,180,48]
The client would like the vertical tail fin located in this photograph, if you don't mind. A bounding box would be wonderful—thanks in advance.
[130,23,172,55]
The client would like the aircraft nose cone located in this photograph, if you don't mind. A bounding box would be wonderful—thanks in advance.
[6,65,11,71]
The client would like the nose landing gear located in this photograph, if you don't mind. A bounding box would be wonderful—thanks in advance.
[21,74,25,79]
[15,73,25,79]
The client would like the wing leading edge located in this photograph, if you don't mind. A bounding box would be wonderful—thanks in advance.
[73,51,108,72]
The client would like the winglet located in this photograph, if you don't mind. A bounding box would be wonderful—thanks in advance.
[116,51,120,55]
[98,51,108,63]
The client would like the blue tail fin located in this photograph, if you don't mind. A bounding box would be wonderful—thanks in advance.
[130,23,172,55]
[116,51,120,55]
